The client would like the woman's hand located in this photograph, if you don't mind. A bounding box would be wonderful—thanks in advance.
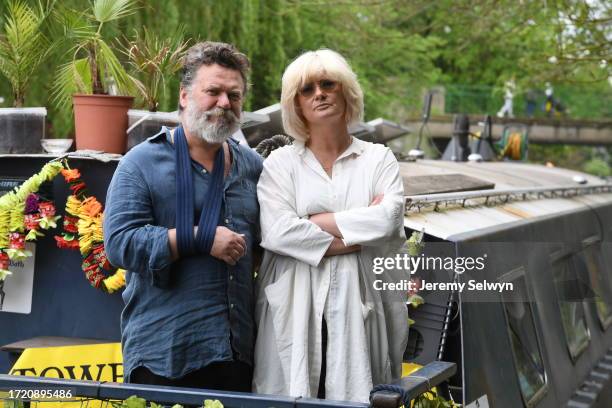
[370,193,384,206]
[309,212,342,238]
[324,237,361,256]
[309,194,385,238]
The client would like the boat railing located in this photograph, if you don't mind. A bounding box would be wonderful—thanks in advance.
[0,361,457,408]
[406,184,612,212]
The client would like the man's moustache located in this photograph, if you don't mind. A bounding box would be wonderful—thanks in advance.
[204,108,238,122]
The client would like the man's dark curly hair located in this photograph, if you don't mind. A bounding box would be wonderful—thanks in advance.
[179,41,250,112]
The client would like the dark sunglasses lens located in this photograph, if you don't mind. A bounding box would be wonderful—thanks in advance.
[300,83,314,96]
[320,80,337,91]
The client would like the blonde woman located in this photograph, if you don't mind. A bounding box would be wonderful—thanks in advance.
[253,49,408,403]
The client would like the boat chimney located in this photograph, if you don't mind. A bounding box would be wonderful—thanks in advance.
[442,114,471,161]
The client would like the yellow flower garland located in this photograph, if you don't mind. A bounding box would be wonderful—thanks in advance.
[0,161,63,276]
[103,269,126,292]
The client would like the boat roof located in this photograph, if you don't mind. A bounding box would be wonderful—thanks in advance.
[251,103,408,142]
[401,160,612,241]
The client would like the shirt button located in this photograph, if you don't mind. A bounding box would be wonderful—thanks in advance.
[230,303,235,309]
[202,168,207,174]
[229,275,234,280]
[224,218,229,224]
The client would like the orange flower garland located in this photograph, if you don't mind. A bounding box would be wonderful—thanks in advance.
[56,164,125,293]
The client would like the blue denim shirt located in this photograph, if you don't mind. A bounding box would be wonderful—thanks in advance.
[103,127,263,380]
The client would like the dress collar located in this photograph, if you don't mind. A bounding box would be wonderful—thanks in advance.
[293,136,365,158]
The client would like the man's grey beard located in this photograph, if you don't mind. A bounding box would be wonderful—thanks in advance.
[183,102,240,144]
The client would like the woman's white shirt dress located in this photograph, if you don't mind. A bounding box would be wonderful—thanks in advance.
[253,137,409,403]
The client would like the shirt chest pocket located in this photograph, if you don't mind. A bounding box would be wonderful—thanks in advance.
[227,179,259,225]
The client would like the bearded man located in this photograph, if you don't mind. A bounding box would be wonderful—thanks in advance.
[103,42,263,391]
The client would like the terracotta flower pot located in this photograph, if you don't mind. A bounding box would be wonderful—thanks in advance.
[73,94,134,154]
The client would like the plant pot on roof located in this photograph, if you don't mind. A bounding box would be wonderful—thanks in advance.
[0,0,53,154]
[51,0,141,154]
[123,27,189,150]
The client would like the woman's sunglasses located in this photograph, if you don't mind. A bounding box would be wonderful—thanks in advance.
[298,79,339,98]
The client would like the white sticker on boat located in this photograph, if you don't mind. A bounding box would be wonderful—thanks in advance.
[1,242,35,314]
[466,395,490,408]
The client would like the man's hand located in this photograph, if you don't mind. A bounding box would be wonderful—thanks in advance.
[210,226,247,265]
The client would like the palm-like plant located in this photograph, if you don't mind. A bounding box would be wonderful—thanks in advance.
[124,27,190,112]
[51,0,141,110]
[0,0,53,107]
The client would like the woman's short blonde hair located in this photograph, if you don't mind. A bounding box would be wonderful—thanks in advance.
[280,49,364,142]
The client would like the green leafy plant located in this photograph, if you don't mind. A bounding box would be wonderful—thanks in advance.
[112,396,223,408]
[50,0,141,110]
[0,0,54,107]
[123,26,190,111]
[406,230,425,326]
[1,394,24,408]
[583,157,611,177]
[115,396,146,408]
[407,230,425,257]
[203,400,224,408]
[413,390,457,408]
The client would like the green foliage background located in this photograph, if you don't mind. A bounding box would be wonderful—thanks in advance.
[0,0,610,172]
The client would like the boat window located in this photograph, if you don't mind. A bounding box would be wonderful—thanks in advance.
[577,244,612,329]
[500,269,547,407]
[552,256,590,360]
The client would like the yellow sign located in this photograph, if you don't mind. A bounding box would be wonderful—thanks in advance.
[9,343,123,382]
[402,362,422,378]
[1,343,123,408]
